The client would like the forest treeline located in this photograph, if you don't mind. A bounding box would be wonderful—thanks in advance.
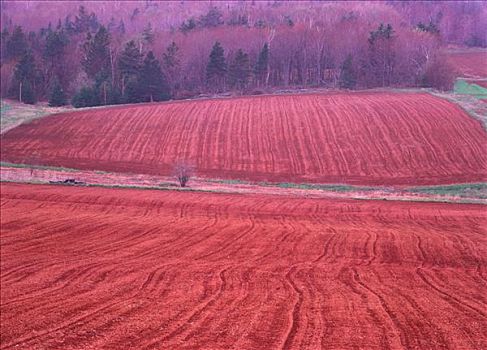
[1,1,485,107]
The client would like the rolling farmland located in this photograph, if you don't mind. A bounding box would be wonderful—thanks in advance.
[1,182,486,349]
[446,49,487,78]
[1,92,486,186]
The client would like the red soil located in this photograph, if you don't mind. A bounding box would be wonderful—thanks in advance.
[446,50,487,78]
[472,80,487,89]
[1,92,486,186]
[1,182,486,349]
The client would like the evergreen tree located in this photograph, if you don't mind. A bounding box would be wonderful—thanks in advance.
[82,26,111,83]
[64,15,76,35]
[139,51,170,102]
[339,54,357,89]
[1,28,9,62]
[118,40,143,95]
[254,43,269,86]
[417,21,440,35]
[44,28,68,60]
[13,50,37,103]
[43,27,69,85]
[162,41,180,70]
[20,81,36,104]
[5,25,28,61]
[229,49,251,90]
[72,86,100,107]
[199,7,224,28]
[206,41,226,91]
[162,41,180,90]
[117,19,126,35]
[48,78,67,106]
[368,23,395,87]
[180,18,196,33]
[74,5,99,33]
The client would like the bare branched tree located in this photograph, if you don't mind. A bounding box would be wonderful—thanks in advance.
[174,161,194,187]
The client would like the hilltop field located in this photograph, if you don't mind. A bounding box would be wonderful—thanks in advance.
[2,92,486,186]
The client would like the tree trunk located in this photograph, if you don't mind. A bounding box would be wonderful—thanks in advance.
[19,81,22,103]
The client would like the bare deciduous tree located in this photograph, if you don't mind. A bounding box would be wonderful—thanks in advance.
[174,161,194,187]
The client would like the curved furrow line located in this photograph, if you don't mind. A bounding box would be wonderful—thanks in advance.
[1,291,140,349]
[366,231,378,266]
[142,266,231,349]
[195,214,256,261]
[415,233,427,268]
[1,263,105,307]
[351,267,408,349]
[281,266,304,350]
[415,268,486,318]
[313,229,337,263]
[391,289,451,349]
[2,93,487,184]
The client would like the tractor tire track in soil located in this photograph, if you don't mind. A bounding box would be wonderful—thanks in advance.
[1,92,486,186]
[1,183,486,349]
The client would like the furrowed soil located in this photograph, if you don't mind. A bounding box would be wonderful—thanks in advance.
[1,182,486,350]
[446,49,487,78]
[1,92,486,186]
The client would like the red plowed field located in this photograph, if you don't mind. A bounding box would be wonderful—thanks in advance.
[1,92,486,186]
[1,183,486,349]
[446,50,487,78]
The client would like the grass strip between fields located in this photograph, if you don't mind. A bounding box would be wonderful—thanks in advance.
[1,162,486,204]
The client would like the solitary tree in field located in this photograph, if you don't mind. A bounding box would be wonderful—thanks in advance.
[174,162,194,187]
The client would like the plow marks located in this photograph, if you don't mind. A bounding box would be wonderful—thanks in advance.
[1,183,486,349]
[1,92,486,185]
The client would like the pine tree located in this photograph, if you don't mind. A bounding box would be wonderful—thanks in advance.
[5,25,28,61]
[1,28,9,61]
[13,50,37,103]
[206,41,226,91]
[20,81,36,104]
[74,5,99,33]
[43,27,69,84]
[139,51,170,102]
[82,26,111,83]
[118,40,143,95]
[339,54,356,89]
[199,7,224,28]
[48,78,67,106]
[72,86,100,108]
[117,19,126,35]
[229,49,250,90]
[162,41,180,91]
[368,23,395,87]
[162,42,180,70]
[254,43,269,86]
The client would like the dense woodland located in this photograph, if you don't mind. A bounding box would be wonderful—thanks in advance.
[1,0,486,107]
